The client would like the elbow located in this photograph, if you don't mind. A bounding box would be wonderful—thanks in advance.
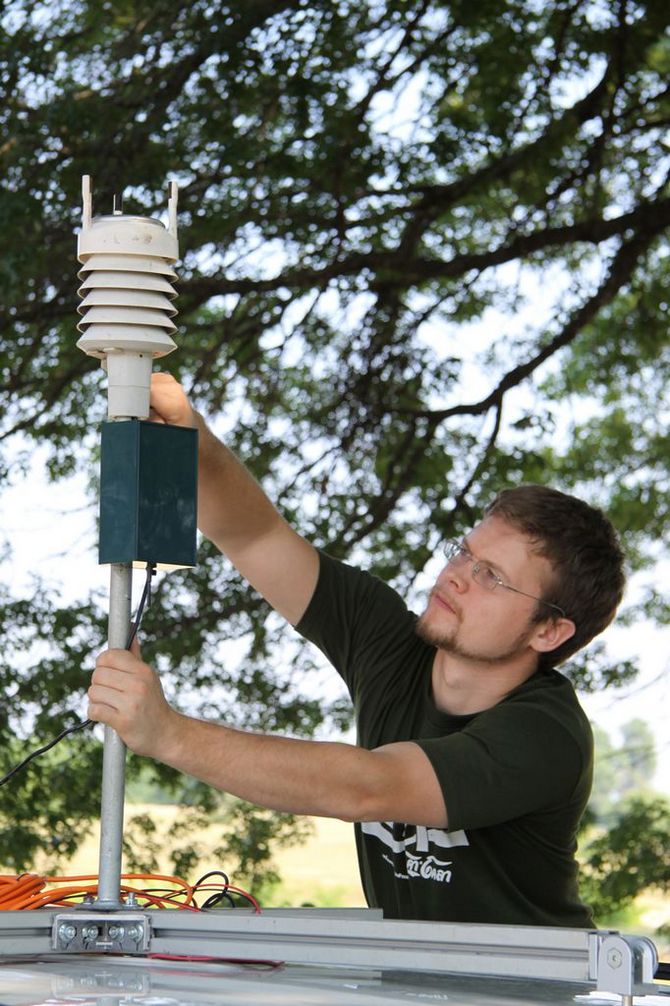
[331,749,449,829]
[332,777,395,825]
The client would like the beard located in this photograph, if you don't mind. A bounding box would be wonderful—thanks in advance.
[415,598,535,667]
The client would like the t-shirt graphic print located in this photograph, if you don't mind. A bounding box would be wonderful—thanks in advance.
[361,821,469,886]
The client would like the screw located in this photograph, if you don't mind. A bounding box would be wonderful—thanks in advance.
[81,925,99,941]
[107,924,125,940]
[126,924,142,942]
[58,923,77,943]
[607,948,623,969]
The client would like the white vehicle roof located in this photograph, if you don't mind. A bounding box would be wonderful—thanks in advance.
[0,908,668,1006]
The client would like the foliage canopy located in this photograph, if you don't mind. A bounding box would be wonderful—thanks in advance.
[0,0,669,918]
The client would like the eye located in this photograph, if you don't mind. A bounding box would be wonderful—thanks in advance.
[480,565,501,589]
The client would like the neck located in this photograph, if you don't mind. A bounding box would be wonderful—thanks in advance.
[431,648,539,716]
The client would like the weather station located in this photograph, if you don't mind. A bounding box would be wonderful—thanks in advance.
[0,178,667,1006]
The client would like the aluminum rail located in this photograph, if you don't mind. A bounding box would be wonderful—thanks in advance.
[0,910,661,1004]
[146,911,659,997]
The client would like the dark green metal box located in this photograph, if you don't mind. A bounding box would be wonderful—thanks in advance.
[99,420,198,568]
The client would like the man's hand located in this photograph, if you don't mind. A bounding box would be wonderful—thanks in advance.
[149,372,198,428]
[88,644,180,759]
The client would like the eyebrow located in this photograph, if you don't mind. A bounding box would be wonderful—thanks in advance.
[462,536,511,583]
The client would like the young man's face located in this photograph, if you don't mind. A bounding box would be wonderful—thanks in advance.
[416,515,558,665]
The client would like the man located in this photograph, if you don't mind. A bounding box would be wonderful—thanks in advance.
[88,372,626,926]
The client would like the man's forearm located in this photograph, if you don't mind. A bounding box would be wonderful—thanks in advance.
[89,647,449,829]
[156,713,387,822]
[194,414,282,552]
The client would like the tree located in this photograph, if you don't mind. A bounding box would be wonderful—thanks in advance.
[580,794,670,923]
[0,0,669,897]
[617,719,657,796]
[588,718,658,825]
[581,720,667,931]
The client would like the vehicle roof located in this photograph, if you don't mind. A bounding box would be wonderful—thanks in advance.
[1,953,669,1006]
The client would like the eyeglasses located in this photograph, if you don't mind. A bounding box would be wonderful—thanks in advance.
[443,541,567,618]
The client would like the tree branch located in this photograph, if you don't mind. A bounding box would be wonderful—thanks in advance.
[396,224,663,423]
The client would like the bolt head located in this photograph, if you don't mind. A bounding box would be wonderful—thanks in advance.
[607,948,623,968]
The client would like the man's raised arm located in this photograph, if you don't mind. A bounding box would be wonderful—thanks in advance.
[150,372,319,626]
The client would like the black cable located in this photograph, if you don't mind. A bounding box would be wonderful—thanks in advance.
[125,562,156,651]
[193,870,231,889]
[193,870,236,910]
[195,871,260,912]
[201,890,237,910]
[0,563,157,788]
[0,720,93,787]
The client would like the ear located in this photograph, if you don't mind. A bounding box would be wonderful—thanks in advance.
[529,617,576,655]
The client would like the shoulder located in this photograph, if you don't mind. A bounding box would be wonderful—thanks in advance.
[514,668,590,716]
[418,670,593,825]
[487,669,593,757]
[297,549,414,631]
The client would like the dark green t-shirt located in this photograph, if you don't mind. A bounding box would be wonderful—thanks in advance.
[296,550,594,927]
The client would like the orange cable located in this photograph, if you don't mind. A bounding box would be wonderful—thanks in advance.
[0,871,259,912]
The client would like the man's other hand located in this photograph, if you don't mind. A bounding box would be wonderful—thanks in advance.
[149,372,198,428]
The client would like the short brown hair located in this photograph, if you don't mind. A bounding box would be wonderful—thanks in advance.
[485,484,626,669]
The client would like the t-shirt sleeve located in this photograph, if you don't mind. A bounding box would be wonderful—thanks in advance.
[295,549,419,696]
[416,699,588,832]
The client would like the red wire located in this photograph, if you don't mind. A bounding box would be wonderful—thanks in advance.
[148,953,283,968]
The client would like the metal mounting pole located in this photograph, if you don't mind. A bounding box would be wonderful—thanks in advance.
[75,175,180,910]
[95,562,133,908]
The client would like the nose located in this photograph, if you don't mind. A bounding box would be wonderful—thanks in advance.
[439,561,470,594]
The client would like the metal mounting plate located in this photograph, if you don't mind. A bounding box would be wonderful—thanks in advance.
[52,911,150,954]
